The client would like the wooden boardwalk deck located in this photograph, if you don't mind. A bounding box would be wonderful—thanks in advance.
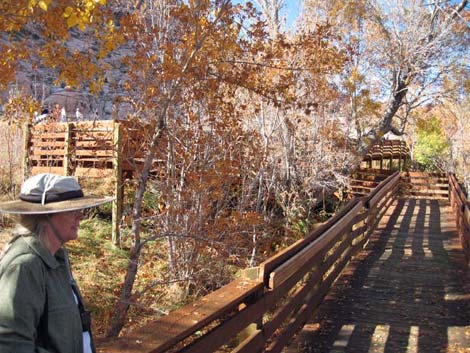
[285,198,470,353]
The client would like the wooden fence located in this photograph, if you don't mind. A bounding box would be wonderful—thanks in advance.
[449,173,470,266]
[96,171,402,353]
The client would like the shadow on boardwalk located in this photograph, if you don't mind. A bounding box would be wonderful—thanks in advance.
[286,198,470,353]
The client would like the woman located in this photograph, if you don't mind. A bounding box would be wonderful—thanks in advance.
[0,173,112,353]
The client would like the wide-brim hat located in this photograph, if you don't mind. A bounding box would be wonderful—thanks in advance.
[0,173,113,215]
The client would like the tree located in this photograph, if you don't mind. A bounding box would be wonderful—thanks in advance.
[254,0,285,39]
[301,0,469,157]
[0,0,117,95]
[437,67,470,195]
[413,115,450,171]
[104,0,271,336]
[105,0,348,336]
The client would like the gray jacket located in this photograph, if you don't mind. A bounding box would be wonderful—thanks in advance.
[0,235,84,353]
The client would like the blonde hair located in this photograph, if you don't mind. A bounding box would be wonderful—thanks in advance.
[1,214,50,258]
[13,214,49,236]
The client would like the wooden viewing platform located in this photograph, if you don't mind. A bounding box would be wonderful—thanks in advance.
[286,197,470,353]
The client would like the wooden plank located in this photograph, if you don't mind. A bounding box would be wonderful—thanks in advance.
[75,150,113,157]
[96,278,262,353]
[353,168,394,177]
[405,171,446,178]
[323,236,352,274]
[31,149,66,156]
[74,131,113,139]
[268,201,363,289]
[351,224,367,240]
[29,155,65,161]
[404,184,449,192]
[402,179,448,185]
[29,140,66,147]
[31,166,64,175]
[233,329,265,353]
[367,173,399,208]
[31,132,67,139]
[406,191,449,198]
[350,186,375,192]
[406,188,449,194]
[31,126,67,133]
[266,304,311,353]
[350,178,381,185]
[74,157,113,162]
[365,171,399,203]
[75,140,114,148]
[74,120,114,130]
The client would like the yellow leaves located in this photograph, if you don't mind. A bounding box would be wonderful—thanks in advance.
[28,0,51,11]
[3,91,40,125]
[63,7,80,28]
[38,0,50,11]
[60,0,108,30]
[350,67,363,83]
[63,6,73,17]
[97,19,123,59]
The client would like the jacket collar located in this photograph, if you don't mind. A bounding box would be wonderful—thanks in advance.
[23,235,63,269]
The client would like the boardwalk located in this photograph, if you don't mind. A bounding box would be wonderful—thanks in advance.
[286,198,470,353]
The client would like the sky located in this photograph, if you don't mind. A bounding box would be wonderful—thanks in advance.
[281,0,302,28]
[234,0,303,29]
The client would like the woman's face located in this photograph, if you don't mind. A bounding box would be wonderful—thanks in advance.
[49,210,84,243]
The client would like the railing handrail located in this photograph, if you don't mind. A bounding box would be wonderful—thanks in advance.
[448,173,470,267]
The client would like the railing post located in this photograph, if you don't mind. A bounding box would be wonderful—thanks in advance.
[237,267,264,351]
[64,122,74,176]
[379,142,383,170]
[22,122,32,179]
[398,143,402,171]
[112,121,123,245]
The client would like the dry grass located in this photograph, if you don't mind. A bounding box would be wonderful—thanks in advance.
[0,122,24,199]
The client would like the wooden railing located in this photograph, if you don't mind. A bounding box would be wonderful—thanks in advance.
[97,171,401,353]
[449,173,470,266]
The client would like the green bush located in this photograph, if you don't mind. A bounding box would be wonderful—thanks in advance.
[413,116,450,171]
